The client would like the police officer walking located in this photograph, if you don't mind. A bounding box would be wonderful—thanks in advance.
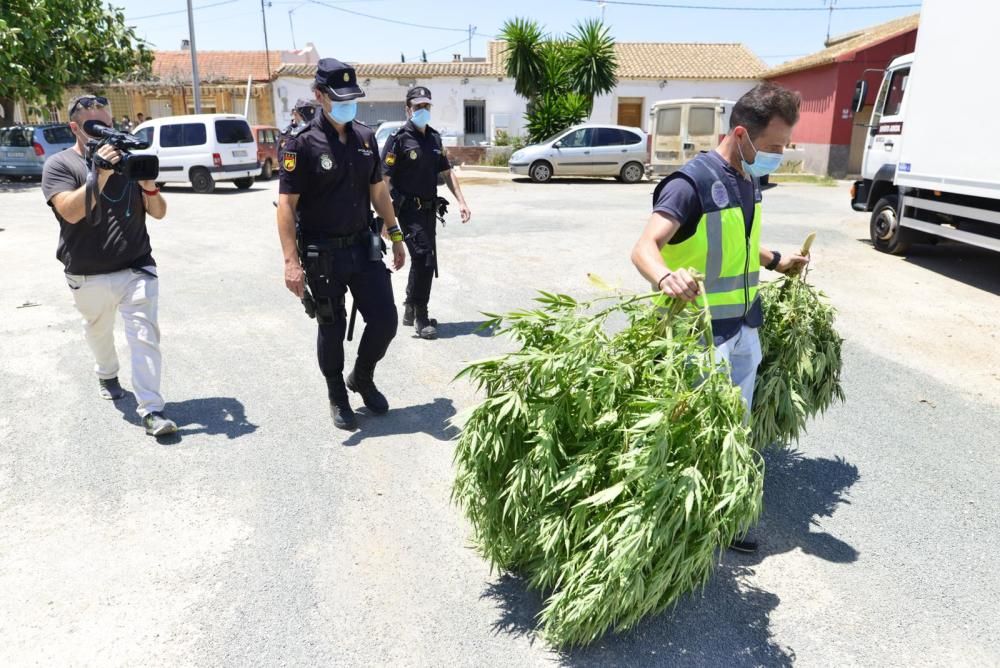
[279,98,319,151]
[276,58,407,430]
[381,86,471,340]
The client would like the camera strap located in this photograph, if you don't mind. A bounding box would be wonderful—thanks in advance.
[85,163,102,227]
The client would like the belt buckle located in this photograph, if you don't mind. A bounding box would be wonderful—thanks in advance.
[414,198,423,210]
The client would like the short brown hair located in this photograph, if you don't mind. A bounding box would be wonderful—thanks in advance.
[730,83,800,138]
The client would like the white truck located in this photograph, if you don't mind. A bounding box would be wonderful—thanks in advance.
[849,0,1000,254]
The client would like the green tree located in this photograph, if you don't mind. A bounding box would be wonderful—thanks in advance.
[499,17,618,143]
[0,0,151,126]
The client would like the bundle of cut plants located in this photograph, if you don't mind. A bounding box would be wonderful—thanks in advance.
[452,281,764,647]
[752,233,846,450]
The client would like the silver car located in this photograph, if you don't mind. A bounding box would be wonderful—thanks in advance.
[508,124,648,183]
[0,124,76,179]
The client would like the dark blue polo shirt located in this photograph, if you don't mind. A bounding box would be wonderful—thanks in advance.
[279,112,381,238]
[380,120,451,200]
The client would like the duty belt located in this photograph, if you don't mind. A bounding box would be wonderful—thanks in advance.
[300,230,365,249]
[399,195,437,210]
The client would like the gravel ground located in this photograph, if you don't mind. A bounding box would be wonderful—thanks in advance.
[1,171,997,666]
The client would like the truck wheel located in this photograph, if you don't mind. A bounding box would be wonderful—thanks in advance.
[234,177,254,190]
[529,160,553,183]
[870,194,910,255]
[619,161,645,184]
[190,167,215,194]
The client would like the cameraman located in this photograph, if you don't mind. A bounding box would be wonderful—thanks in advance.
[41,94,175,437]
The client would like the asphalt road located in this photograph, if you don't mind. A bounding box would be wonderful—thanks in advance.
[1,171,998,666]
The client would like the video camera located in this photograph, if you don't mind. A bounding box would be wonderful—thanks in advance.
[82,120,159,181]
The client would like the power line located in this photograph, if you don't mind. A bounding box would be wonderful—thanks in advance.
[578,0,920,10]
[127,0,239,21]
[305,0,496,38]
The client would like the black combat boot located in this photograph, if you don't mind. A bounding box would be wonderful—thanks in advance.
[346,365,389,414]
[413,305,438,340]
[327,376,357,430]
[402,302,415,327]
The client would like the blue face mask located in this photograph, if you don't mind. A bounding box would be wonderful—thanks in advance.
[411,108,430,128]
[738,133,783,178]
[329,101,358,125]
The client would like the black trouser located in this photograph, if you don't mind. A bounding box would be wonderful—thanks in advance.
[398,204,437,308]
[305,241,398,384]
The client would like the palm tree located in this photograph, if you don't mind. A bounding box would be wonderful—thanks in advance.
[499,18,546,100]
[567,19,618,110]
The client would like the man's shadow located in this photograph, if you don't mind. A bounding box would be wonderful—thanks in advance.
[479,448,860,665]
[113,392,258,444]
[432,320,496,340]
[342,396,457,446]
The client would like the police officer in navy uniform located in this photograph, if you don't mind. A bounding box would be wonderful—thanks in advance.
[279,98,319,151]
[276,58,407,430]
[381,86,471,340]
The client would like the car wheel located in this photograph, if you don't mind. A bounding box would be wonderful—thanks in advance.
[529,160,553,183]
[870,194,911,255]
[619,161,644,184]
[190,167,215,194]
[261,160,273,180]
[233,177,254,190]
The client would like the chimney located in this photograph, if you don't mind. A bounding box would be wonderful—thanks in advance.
[180,39,190,50]
[453,53,462,62]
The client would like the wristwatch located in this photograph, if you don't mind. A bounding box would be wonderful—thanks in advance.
[765,250,782,271]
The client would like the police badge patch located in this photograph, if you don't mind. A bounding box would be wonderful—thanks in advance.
[282,151,297,172]
[320,153,334,170]
[385,153,396,167]
[409,150,417,160]
[711,181,729,208]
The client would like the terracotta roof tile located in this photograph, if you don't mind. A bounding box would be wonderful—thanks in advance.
[153,51,283,83]
[765,13,919,78]
[277,41,763,81]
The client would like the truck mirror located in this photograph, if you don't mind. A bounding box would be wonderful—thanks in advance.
[852,80,868,114]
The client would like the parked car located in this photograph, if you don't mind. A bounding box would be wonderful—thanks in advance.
[375,120,405,154]
[508,124,647,183]
[131,114,260,193]
[0,123,76,179]
[252,125,280,179]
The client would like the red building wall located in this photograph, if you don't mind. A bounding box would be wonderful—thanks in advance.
[769,64,839,145]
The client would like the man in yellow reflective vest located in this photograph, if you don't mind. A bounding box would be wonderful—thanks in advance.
[631,83,809,553]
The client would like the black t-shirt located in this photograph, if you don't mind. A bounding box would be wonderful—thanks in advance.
[652,150,762,342]
[381,121,451,200]
[41,148,154,275]
[278,113,382,239]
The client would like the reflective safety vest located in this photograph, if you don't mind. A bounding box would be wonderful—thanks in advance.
[653,153,762,321]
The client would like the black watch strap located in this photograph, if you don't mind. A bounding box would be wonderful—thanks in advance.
[765,250,781,271]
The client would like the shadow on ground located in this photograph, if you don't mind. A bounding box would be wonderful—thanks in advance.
[480,449,860,666]
[0,177,41,193]
[431,320,496,340]
[113,392,258,443]
[342,396,457,446]
[512,177,650,186]
[856,237,1000,296]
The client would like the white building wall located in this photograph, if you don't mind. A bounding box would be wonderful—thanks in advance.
[273,76,758,140]
[273,75,528,142]
[589,79,759,132]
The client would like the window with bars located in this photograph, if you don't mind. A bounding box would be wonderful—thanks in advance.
[464,100,485,145]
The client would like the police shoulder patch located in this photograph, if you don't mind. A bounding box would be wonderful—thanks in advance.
[283,151,297,172]
[385,153,396,167]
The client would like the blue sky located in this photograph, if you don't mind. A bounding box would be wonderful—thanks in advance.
[118,0,920,67]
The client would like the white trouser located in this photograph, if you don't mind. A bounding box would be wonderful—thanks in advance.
[715,324,763,414]
[64,267,164,417]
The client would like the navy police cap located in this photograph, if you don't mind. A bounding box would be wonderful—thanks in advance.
[315,58,365,101]
[406,86,432,106]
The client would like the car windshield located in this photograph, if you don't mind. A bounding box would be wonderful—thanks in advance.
[541,129,573,145]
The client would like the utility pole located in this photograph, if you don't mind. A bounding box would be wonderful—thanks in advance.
[261,0,272,80]
[599,1,607,22]
[825,0,837,44]
[288,9,297,50]
[186,0,201,113]
[468,24,476,58]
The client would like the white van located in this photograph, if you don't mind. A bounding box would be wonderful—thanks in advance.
[647,99,734,179]
[132,114,261,193]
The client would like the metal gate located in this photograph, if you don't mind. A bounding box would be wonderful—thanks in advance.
[464,100,486,145]
[356,101,406,127]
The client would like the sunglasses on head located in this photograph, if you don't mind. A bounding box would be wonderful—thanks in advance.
[69,95,109,116]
